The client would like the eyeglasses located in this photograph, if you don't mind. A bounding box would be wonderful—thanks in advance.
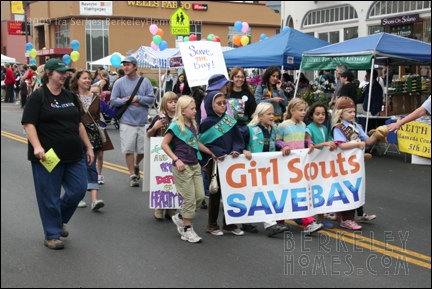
[234,76,245,80]
[215,101,227,106]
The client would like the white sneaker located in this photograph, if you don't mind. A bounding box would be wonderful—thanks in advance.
[190,227,202,241]
[172,213,184,236]
[181,228,202,243]
[304,221,323,235]
[78,200,87,208]
[98,175,104,185]
[91,200,105,211]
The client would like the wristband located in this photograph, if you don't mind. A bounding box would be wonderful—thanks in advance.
[87,146,94,150]
[174,158,180,163]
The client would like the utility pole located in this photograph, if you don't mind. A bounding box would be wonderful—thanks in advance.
[24,1,30,63]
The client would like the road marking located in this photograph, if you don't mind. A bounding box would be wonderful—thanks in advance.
[2,129,431,269]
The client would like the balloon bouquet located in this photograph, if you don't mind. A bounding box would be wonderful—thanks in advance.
[61,39,80,68]
[149,24,168,51]
[232,21,250,46]
[25,42,38,65]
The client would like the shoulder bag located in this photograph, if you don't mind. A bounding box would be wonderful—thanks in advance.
[115,77,144,119]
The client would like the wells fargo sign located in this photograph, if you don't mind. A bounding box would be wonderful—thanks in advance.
[127,1,192,9]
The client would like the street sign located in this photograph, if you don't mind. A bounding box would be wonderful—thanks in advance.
[170,8,190,35]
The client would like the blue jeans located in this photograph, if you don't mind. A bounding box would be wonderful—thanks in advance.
[31,159,87,239]
[83,149,99,191]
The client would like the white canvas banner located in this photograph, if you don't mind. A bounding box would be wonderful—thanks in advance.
[218,148,366,225]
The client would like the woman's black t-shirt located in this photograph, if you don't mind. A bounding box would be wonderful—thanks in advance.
[21,86,84,163]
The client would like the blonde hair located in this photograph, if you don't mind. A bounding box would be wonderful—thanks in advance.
[90,83,102,96]
[249,102,276,129]
[172,95,198,133]
[159,91,178,115]
[285,98,308,120]
[332,97,353,126]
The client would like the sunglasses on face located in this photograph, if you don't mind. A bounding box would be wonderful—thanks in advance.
[215,101,227,106]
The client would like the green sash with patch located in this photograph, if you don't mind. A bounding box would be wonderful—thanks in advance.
[167,122,202,160]
[199,114,237,145]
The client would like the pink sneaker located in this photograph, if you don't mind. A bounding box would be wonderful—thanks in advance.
[340,219,362,230]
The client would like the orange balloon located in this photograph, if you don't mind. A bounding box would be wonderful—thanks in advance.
[156,28,163,37]
[232,35,241,46]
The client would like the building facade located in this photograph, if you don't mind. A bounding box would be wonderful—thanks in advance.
[281,1,431,77]
[1,1,280,70]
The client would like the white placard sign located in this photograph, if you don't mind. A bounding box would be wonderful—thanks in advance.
[148,137,182,209]
[80,1,113,16]
[178,41,229,87]
[218,148,366,225]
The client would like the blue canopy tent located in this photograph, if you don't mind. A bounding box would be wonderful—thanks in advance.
[223,27,329,69]
[300,33,431,131]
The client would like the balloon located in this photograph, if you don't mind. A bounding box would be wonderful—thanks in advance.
[25,42,33,51]
[241,35,249,46]
[156,28,163,37]
[234,21,242,32]
[212,36,220,42]
[29,49,37,58]
[283,26,290,32]
[189,34,197,41]
[241,22,249,33]
[29,58,36,65]
[71,40,80,51]
[260,33,267,41]
[70,51,80,62]
[207,34,215,41]
[153,35,162,45]
[62,54,71,65]
[110,53,122,68]
[159,40,168,51]
[183,36,190,42]
[150,41,159,51]
[149,24,158,35]
[232,35,242,46]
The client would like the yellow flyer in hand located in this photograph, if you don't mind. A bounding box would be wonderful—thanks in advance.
[40,148,61,172]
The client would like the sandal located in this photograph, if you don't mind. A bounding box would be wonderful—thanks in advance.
[241,224,258,233]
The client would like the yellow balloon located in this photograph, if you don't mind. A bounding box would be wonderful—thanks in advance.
[70,51,80,62]
[241,35,249,46]
[29,49,37,58]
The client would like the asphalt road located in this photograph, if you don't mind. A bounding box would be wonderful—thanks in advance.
[1,101,431,288]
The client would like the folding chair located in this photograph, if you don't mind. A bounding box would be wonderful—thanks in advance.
[383,118,400,155]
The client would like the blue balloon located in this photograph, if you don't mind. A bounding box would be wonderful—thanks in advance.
[110,54,122,68]
[283,26,290,32]
[234,21,243,32]
[71,40,80,51]
[62,54,71,65]
[159,40,168,51]
[26,42,33,51]
[260,33,267,40]
[29,58,36,65]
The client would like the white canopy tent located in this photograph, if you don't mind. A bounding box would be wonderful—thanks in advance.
[89,52,126,68]
[1,54,16,64]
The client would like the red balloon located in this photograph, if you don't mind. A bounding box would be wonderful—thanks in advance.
[189,34,197,41]
[212,36,220,42]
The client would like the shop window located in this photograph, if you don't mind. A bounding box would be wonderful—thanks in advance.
[55,21,70,49]
[190,24,201,41]
[302,5,358,28]
[344,27,358,40]
[369,1,430,18]
[85,19,109,70]
[318,31,340,44]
